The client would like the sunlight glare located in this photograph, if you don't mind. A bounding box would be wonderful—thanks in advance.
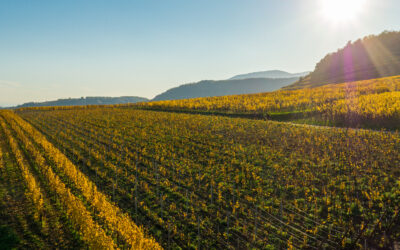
[321,0,367,23]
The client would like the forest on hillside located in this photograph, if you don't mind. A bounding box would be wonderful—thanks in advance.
[298,31,400,87]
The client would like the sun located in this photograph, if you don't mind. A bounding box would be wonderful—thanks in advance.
[320,0,367,23]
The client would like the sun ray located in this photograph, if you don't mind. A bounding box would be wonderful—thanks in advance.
[363,36,400,78]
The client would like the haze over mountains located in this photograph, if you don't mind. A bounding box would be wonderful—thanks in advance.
[152,77,301,101]
[152,70,309,101]
[230,70,310,80]
[14,96,148,109]
[9,70,308,107]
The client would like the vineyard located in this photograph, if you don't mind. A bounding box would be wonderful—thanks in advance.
[0,110,160,249]
[0,101,397,249]
[135,75,400,130]
[2,1,400,249]
[1,75,400,249]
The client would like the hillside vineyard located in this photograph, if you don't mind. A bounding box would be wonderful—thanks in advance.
[8,100,400,249]
[3,0,400,249]
[136,76,400,130]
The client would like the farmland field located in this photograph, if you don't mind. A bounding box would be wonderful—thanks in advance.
[1,88,399,249]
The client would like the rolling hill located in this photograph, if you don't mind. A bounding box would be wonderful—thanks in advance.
[152,77,300,101]
[139,75,400,130]
[286,31,400,89]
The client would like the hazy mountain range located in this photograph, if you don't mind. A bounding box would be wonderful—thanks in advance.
[152,77,301,101]
[152,70,309,101]
[9,70,308,107]
[14,96,148,109]
[230,70,310,80]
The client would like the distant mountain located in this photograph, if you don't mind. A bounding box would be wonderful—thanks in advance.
[286,31,400,90]
[15,96,148,108]
[152,77,299,101]
[230,70,310,80]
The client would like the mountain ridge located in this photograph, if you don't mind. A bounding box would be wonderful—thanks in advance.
[152,77,300,101]
[10,69,311,107]
[230,70,310,80]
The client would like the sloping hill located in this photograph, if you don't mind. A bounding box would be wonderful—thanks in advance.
[152,77,299,101]
[286,31,400,90]
[15,96,148,108]
[230,70,309,80]
[139,75,400,130]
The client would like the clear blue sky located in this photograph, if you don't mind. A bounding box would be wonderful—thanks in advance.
[1,0,399,106]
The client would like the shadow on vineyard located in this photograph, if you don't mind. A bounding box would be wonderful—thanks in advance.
[0,225,20,249]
